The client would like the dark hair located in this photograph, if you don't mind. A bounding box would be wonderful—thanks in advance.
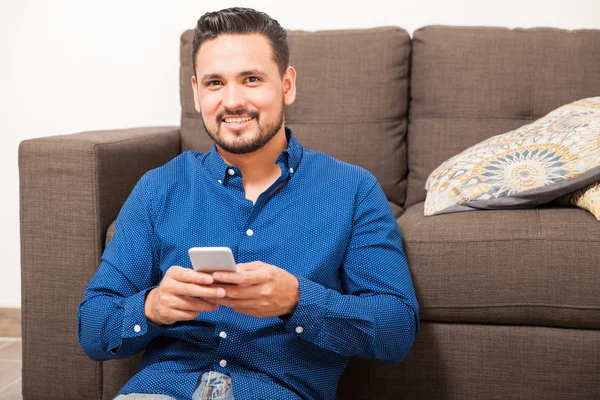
[192,7,289,77]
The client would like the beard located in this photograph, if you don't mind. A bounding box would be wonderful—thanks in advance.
[203,100,285,155]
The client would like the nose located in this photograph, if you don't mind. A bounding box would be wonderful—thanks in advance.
[222,83,247,110]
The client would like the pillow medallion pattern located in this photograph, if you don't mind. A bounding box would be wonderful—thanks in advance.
[562,182,600,221]
[424,97,600,216]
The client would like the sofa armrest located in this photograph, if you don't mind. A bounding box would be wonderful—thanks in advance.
[18,126,181,400]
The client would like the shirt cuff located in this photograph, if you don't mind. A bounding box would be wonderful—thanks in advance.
[283,277,331,340]
[110,287,164,353]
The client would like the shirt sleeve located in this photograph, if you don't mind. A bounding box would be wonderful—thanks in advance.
[77,173,165,361]
[282,174,420,362]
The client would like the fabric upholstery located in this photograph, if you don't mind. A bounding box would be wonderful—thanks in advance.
[106,201,600,330]
[338,321,600,399]
[179,27,411,207]
[19,127,181,400]
[102,353,145,400]
[19,24,600,399]
[95,322,600,400]
[424,97,600,216]
[406,26,600,208]
[398,202,600,329]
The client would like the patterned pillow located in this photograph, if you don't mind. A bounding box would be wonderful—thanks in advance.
[557,182,600,220]
[424,97,600,216]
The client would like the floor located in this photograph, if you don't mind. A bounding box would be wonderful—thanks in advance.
[0,338,21,399]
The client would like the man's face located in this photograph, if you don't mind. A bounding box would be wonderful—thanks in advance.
[191,33,296,154]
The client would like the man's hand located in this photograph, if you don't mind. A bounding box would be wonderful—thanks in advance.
[144,265,226,326]
[206,261,300,318]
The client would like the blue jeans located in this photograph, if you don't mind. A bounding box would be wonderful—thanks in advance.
[114,371,234,400]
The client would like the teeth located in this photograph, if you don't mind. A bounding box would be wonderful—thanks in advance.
[224,117,252,124]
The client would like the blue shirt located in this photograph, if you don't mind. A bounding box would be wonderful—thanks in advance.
[78,128,420,400]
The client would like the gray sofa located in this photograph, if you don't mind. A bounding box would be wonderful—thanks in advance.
[19,25,600,399]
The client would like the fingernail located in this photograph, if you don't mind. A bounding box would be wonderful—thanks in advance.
[205,276,213,284]
[213,273,221,280]
[217,288,226,298]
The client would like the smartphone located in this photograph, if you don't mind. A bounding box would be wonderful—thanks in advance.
[188,247,237,273]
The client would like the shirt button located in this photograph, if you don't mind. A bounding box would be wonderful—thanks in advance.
[217,179,222,184]
[219,359,227,368]
[134,324,141,333]
[219,331,227,339]
[246,229,254,236]
[228,169,235,176]
[295,326,304,334]
[289,167,294,173]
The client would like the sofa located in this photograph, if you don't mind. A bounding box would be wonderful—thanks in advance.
[18,25,600,399]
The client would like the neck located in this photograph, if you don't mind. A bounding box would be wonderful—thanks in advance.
[218,128,288,183]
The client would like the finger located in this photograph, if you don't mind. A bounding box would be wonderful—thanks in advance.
[221,284,262,300]
[170,281,226,299]
[167,265,214,285]
[236,262,264,272]
[213,268,270,285]
[168,295,220,312]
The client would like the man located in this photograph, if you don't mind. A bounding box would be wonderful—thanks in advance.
[78,7,420,400]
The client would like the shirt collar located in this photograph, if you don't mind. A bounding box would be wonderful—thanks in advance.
[280,126,303,173]
[205,126,303,182]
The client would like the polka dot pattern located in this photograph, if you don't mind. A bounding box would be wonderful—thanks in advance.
[78,128,420,400]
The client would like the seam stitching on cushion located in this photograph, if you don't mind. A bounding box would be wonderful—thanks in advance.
[529,31,535,120]
[403,238,600,243]
[91,144,103,400]
[288,26,406,37]
[424,304,599,310]
[17,146,27,399]
[406,115,537,121]
[24,129,180,146]
[286,119,406,125]
[184,113,409,124]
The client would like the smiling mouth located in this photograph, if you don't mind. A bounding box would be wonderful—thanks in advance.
[222,116,253,124]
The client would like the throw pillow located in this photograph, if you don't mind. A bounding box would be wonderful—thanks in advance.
[557,182,600,221]
[424,97,600,216]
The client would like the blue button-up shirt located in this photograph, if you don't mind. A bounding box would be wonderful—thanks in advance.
[78,128,420,400]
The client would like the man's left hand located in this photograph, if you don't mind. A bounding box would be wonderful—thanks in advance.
[206,261,299,318]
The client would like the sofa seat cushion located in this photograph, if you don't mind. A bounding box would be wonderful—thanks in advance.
[398,202,600,329]
[105,202,599,329]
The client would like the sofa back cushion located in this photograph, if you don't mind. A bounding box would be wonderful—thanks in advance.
[406,26,600,208]
[180,27,411,207]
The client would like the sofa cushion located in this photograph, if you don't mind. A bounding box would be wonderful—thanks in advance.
[406,26,600,208]
[423,97,600,216]
[179,27,411,207]
[398,202,600,329]
[339,322,600,399]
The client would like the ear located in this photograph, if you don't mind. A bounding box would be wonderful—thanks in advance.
[191,75,201,113]
[282,66,296,106]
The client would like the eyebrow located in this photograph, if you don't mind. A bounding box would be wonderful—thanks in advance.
[200,69,268,83]
[239,69,267,77]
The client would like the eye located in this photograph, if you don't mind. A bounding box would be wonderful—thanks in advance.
[206,80,222,87]
[246,76,260,84]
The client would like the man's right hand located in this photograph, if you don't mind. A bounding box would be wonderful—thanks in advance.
[144,265,227,326]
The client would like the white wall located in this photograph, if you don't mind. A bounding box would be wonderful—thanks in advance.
[1,0,599,308]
